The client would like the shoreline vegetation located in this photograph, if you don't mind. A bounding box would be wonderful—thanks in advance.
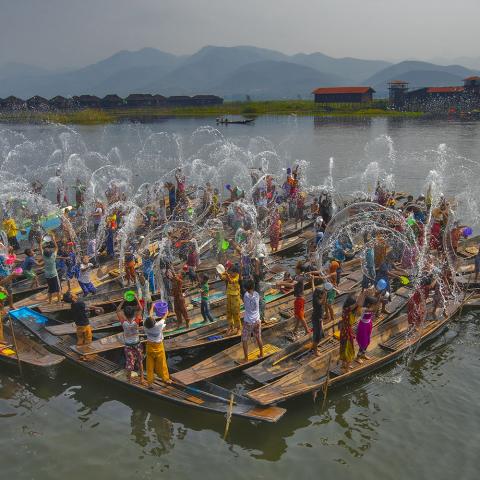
[0,100,424,125]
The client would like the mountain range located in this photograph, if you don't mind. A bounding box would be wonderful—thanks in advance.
[0,46,478,100]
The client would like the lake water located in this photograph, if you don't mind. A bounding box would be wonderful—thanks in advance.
[1,116,480,479]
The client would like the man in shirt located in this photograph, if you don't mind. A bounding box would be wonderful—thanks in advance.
[39,234,61,304]
[241,279,263,362]
[167,267,190,330]
[63,291,103,358]
[2,217,19,251]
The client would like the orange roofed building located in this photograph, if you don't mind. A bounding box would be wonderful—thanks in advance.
[312,86,375,103]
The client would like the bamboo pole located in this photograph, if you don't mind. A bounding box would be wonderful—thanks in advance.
[321,354,332,410]
[223,393,234,439]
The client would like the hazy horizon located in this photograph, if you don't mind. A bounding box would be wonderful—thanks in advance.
[1,0,479,70]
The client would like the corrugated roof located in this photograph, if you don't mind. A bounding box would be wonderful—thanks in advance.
[312,86,375,94]
[426,87,464,94]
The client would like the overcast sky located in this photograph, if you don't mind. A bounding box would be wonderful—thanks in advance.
[1,0,479,69]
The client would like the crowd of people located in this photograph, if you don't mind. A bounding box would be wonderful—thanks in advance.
[0,166,474,382]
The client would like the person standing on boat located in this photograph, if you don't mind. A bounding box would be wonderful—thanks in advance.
[221,263,241,335]
[124,249,136,285]
[117,300,144,385]
[22,248,39,289]
[199,273,215,323]
[78,255,96,296]
[40,234,61,304]
[92,201,104,234]
[142,250,156,294]
[339,295,358,372]
[144,302,172,388]
[0,254,15,309]
[168,267,190,330]
[407,275,432,329]
[324,281,337,327]
[269,213,282,253]
[311,286,326,356]
[63,291,103,354]
[276,262,310,336]
[2,217,19,251]
[355,296,377,363]
[241,279,263,362]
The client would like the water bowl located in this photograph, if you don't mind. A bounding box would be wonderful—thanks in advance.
[153,301,169,318]
[124,290,136,302]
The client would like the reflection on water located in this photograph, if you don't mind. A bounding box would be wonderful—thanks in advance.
[1,309,479,479]
[1,117,480,479]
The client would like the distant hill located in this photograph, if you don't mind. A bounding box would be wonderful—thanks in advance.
[365,60,479,95]
[214,60,345,99]
[0,47,479,100]
[291,52,390,82]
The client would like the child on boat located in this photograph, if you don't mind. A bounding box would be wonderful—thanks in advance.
[144,302,171,388]
[124,250,136,285]
[241,279,263,362]
[276,262,310,336]
[22,248,39,289]
[78,256,96,296]
[116,299,144,384]
[199,273,215,323]
[324,282,337,327]
[356,296,377,363]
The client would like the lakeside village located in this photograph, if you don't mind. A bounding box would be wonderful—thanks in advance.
[1,76,480,119]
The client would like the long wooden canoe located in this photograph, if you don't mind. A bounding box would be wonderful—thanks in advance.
[0,323,64,368]
[244,286,411,385]
[246,298,463,406]
[11,307,285,422]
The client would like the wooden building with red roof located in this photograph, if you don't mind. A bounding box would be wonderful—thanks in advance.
[312,86,375,103]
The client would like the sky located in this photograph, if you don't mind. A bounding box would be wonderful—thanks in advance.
[0,0,479,69]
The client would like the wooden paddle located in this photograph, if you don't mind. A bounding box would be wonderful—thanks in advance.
[272,343,312,366]
[8,315,23,377]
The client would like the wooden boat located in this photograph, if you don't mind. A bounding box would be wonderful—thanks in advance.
[0,323,64,368]
[14,260,121,309]
[165,290,308,353]
[246,298,463,406]
[69,289,291,356]
[165,264,365,354]
[196,231,315,273]
[11,307,285,422]
[216,118,254,125]
[171,309,311,385]
[244,285,411,384]
[170,266,366,385]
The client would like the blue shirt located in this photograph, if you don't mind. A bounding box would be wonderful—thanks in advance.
[22,256,36,272]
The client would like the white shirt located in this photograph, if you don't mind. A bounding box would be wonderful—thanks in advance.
[243,291,260,324]
[145,318,166,343]
[78,263,93,283]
